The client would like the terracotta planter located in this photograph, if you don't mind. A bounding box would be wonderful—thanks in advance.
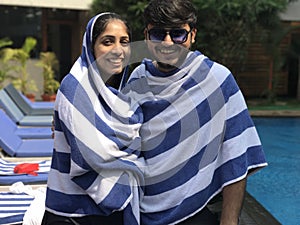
[25,93,35,102]
[41,94,56,102]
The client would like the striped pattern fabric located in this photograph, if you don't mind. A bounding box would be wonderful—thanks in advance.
[44,13,267,225]
[122,50,267,224]
[0,192,34,225]
[45,13,144,225]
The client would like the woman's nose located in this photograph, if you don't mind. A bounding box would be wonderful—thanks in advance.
[111,44,124,55]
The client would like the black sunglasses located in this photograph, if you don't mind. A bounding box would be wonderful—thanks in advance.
[147,28,192,44]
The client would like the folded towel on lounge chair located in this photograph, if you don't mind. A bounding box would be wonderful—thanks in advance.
[0,182,46,225]
[0,90,53,127]
[0,159,50,185]
[3,84,54,116]
[0,192,34,225]
[0,109,52,139]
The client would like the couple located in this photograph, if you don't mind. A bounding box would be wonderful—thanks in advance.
[42,0,267,225]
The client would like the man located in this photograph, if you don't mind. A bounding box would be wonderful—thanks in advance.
[122,0,267,224]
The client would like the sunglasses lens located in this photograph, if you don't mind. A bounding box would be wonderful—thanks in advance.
[148,29,166,42]
[170,29,188,44]
[148,28,189,44]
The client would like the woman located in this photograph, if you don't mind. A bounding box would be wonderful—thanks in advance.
[42,13,144,225]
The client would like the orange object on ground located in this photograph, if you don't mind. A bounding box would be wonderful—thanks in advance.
[14,163,39,176]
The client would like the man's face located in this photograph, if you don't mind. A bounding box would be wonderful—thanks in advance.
[144,23,196,72]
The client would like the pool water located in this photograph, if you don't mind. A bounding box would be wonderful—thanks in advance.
[247,117,300,225]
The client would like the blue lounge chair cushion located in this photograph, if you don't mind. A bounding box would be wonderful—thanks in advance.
[15,128,52,139]
[1,108,53,138]
[0,90,53,127]
[18,139,53,157]
[4,84,54,115]
[0,90,24,123]
[0,124,53,157]
[22,94,54,108]
[17,116,53,127]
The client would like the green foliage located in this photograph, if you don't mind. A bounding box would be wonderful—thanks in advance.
[0,37,12,49]
[1,37,38,94]
[90,0,296,100]
[0,38,13,88]
[36,52,60,95]
[90,0,148,41]
[90,0,294,68]
[193,0,293,67]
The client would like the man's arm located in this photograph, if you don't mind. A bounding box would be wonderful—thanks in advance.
[220,177,247,225]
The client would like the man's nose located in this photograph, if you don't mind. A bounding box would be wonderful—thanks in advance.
[162,32,173,44]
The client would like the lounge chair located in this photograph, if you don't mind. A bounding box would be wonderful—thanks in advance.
[0,90,53,127]
[0,122,53,157]
[3,84,54,116]
[0,192,34,225]
[0,158,50,185]
[0,110,52,139]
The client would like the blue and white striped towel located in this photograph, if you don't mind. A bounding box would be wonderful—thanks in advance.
[122,50,268,224]
[45,13,144,225]
[0,192,34,225]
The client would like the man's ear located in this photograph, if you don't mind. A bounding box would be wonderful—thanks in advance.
[144,28,148,40]
[191,28,197,43]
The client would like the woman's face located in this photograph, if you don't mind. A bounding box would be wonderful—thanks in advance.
[93,19,130,78]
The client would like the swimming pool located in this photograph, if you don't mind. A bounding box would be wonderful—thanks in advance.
[247,117,300,225]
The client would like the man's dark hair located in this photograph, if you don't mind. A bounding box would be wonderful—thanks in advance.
[143,0,197,28]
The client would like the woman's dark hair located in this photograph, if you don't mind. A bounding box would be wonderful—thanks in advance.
[92,12,131,49]
[143,0,197,28]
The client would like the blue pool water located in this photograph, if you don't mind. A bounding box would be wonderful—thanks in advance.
[247,117,300,225]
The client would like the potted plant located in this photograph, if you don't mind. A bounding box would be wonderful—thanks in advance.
[3,37,38,101]
[0,38,13,89]
[37,51,60,101]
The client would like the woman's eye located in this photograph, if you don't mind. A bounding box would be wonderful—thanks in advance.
[121,40,130,46]
[102,39,114,46]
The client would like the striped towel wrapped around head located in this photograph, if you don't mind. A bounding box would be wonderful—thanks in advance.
[45,13,144,225]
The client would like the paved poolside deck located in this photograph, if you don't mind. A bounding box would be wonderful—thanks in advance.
[208,191,282,225]
[240,192,281,225]
[250,109,300,117]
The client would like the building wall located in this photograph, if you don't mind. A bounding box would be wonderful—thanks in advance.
[236,34,290,97]
[0,0,93,10]
[1,1,299,98]
[0,5,90,90]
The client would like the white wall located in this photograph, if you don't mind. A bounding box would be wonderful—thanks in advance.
[0,0,93,10]
[280,0,300,21]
